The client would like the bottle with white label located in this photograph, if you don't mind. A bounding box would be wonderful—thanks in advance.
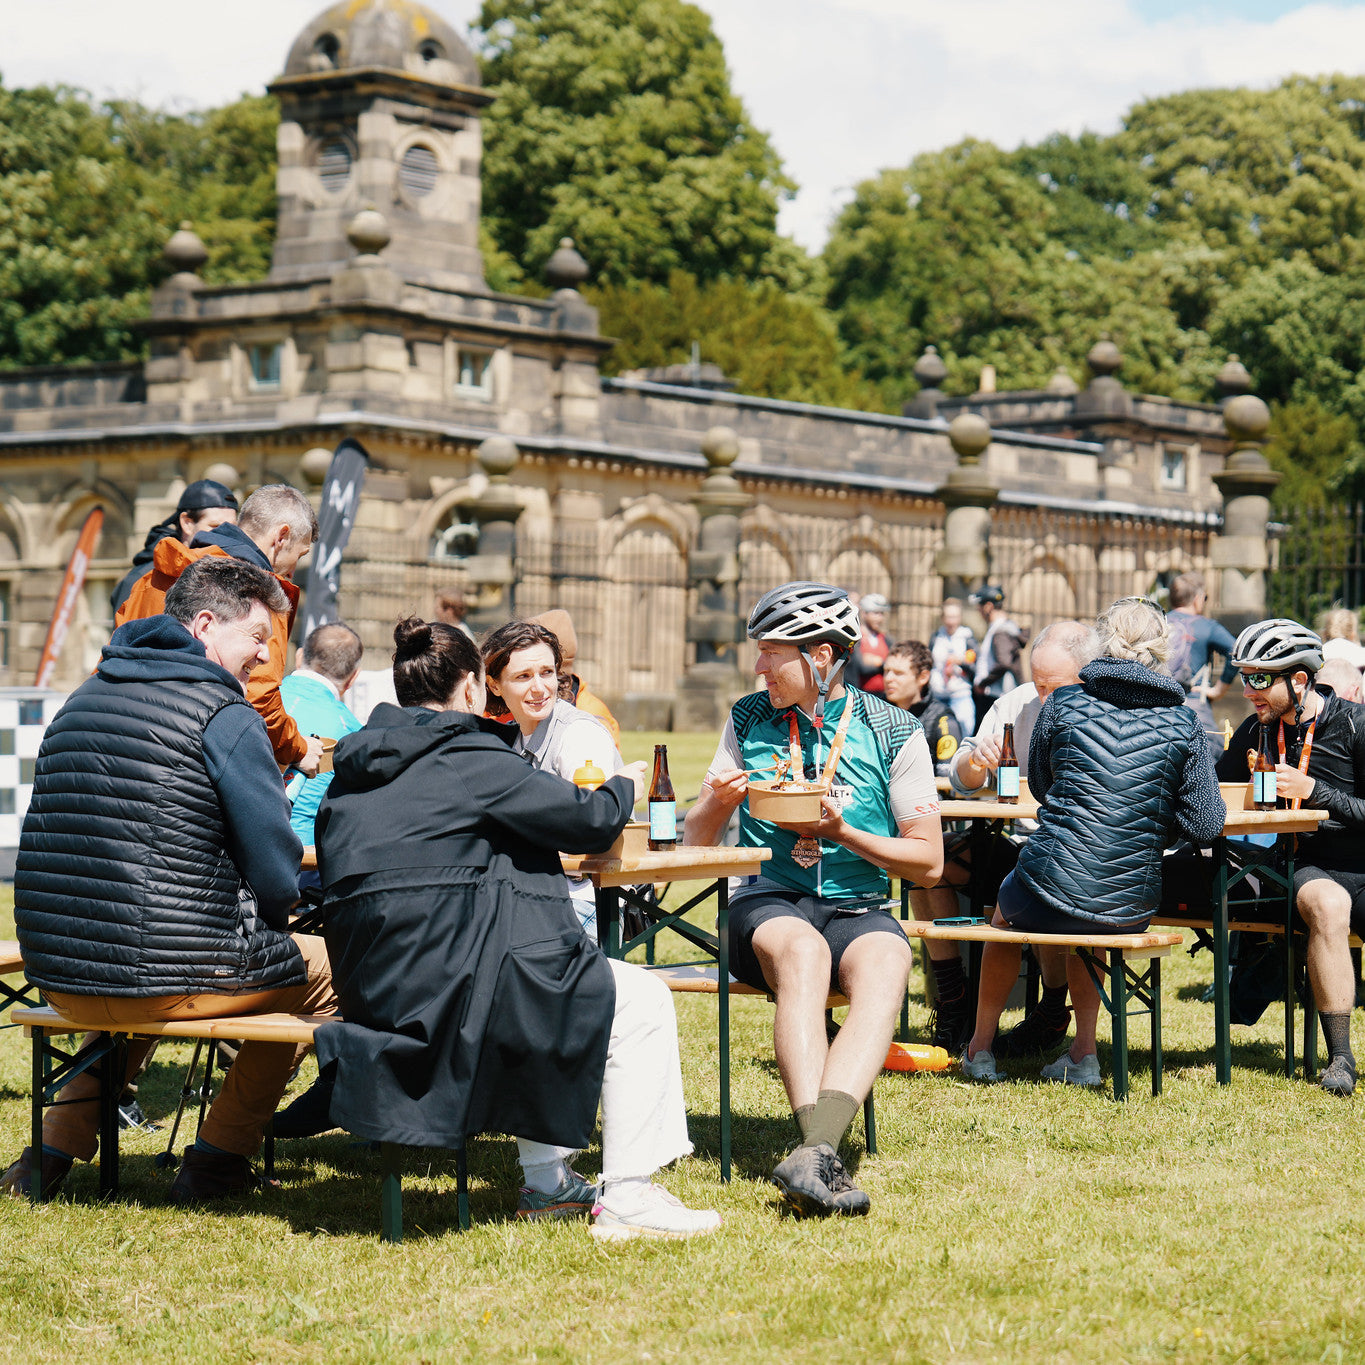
[1253,724,1278,811]
[997,722,1020,804]
[648,744,677,850]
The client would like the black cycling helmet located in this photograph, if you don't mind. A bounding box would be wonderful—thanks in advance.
[747,581,860,723]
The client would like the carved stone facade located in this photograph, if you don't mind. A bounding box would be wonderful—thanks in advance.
[0,0,1248,720]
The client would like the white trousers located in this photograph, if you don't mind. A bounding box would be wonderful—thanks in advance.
[517,957,693,1183]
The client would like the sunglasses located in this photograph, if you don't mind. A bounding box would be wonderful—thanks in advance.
[1239,671,1280,691]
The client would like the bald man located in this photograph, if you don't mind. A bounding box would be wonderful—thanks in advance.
[530,609,620,744]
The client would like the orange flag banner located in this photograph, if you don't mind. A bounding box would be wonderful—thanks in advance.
[34,507,104,689]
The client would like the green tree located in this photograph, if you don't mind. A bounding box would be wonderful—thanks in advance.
[475,0,796,287]
[590,270,886,409]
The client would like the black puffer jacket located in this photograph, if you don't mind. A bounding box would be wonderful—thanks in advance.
[1019,657,1225,926]
[15,616,304,996]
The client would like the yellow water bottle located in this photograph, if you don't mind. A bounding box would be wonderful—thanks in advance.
[573,759,606,791]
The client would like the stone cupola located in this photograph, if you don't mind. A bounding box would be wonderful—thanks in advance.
[267,0,491,289]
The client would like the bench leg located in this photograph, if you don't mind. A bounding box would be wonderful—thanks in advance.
[98,1035,125,1198]
[1109,948,1130,1103]
[717,880,731,1184]
[30,1028,45,1203]
[456,1145,470,1232]
[1285,932,1298,1079]
[1150,958,1163,1098]
[863,1092,876,1156]
[1213,840,1232,1085]
[381,1142,403,1243]
[1305,995,1319,1081]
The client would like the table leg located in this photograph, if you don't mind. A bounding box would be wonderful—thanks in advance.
[99,1035,124,1198]
[1213,838,1231,1086]
[1110,949,1129,1103]
[898,879,910,1043]
[604,888,622,959]
[380,1142,402,1243]
[717,878,731,1184]
[1151,958,1163,1098]
[30,1029,44,1204]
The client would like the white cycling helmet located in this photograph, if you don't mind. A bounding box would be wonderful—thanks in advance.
[748,582,860,723]
[1231,618,1323,723]
[860,593,890,615]
[1231,618,1324,675]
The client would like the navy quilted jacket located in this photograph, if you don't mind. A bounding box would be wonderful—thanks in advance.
[1018,657,1225,926]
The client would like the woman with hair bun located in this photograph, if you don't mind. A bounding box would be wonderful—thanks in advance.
[961,596,1225,1089]
[312,618,720,1240]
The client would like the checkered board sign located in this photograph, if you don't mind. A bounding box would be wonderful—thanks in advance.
[0,689,66,853]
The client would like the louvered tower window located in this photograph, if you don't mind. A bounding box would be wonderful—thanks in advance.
[317,140,352,193]
[400,145,439,197]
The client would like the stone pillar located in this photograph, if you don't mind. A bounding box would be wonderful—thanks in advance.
[934,413,1000,605]
[675,426,754,731]
[1211,395,1279,635]
[902,345,948,419]
[458,436,524,632]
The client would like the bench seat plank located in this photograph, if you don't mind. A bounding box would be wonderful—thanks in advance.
[0,941,25,976]
[900,923,1183,951]
[13,1006,327,1045]
[647,962,851,1009]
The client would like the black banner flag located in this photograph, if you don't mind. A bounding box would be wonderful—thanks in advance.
[302,437,368,639]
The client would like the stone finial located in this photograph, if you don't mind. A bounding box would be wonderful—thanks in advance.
[1046,365,1079,396]
[476,435,519,480]
[163,221,208,281]
[1215,354,1253,402]
[701,426,740,471]
[1086,337,1122,378]
[948,412,991,464]
[545,237,589,290]
[347,208,391,258]
[913,344,948,389]
[202,462,240,490]
[1223,394,1271,448]
[299,447,334,486]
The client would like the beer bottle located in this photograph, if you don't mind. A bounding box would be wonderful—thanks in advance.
[1253,723,1278,811]
[648,744,677,851]
[997,722,1020,804]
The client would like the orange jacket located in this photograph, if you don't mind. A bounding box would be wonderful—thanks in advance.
[573,678,620,746]
[115,538,307,767]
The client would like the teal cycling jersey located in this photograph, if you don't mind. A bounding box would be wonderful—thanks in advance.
[709,688,939,902]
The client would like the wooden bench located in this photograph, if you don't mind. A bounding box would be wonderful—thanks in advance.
[899,922,1185,1100]
[0,941,40,1022]
[646,963,878,1156]
[11,1005,451,1242]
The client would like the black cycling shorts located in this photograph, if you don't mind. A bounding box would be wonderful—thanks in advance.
[1294,865,1365,936]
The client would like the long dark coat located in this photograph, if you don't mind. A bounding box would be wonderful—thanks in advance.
[313,704,633,1149]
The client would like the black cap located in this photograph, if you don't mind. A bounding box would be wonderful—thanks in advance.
[177,479,238,515]
[969,584,1005,606]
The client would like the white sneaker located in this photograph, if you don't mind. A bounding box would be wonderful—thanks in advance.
[1040,1050,1102,1087]
[590,1184,722,1242]
[959,1047,1003,1084]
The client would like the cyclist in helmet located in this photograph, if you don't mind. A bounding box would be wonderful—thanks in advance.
[684,582,944,1219]
[1218,616,1365,1096]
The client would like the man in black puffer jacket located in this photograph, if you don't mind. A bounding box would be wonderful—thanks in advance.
[963,597,1225,1088]
[2,557,336,1204]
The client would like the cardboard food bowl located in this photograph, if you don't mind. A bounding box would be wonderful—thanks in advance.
[604,822,651,860]
[317,737,338,775]
[747,780,825,827]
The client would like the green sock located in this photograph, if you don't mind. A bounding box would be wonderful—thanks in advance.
[793,1104,816,1140]
[799,1089,860,1152]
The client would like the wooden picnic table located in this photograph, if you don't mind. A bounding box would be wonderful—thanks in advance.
[921,793,1328,1083]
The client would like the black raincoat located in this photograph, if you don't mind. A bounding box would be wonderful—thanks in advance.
[313,703,633,1149]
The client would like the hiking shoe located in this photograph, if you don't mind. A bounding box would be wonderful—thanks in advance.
[960,1047,1003,1084]
[1040,1050,1102,1088]
[516,1170,599,1221]
[168,1147,271,1204]
[930,998,973,1054]
[0,1147,73,1200]
[590,1185,721,1242]
[271,1072,337,1140]
[823,1150,871,1217]
[994,1004,1072,1060]
[118,1097,160,1132]
[770,1142,838,1217]
[1320,1054,1357,1098]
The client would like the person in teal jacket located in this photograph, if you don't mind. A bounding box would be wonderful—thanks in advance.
[281,623,364,858]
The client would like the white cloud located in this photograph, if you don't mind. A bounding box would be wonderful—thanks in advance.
[1,0,1362,253]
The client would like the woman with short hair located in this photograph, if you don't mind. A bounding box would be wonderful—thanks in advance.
[962,596,1225,1087]
[314,618,719,1240]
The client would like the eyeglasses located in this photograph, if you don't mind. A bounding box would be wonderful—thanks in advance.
[1239,671,1280,691]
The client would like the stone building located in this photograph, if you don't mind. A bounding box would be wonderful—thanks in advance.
[0,0,1266,726]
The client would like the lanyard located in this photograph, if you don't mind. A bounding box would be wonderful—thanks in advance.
[1277,713,1318,810]
[785,696,854,786]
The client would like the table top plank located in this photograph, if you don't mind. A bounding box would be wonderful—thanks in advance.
[563,846,771,887]
[939,797,1327,836]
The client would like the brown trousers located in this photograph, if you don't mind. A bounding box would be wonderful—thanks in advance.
[42,935,336,1160]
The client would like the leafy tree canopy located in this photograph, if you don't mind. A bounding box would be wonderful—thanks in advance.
[476,0,798,290]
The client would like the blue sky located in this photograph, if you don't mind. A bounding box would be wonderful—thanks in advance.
[3,0,1364,249]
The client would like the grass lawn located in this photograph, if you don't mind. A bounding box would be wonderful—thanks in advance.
[3,736,1365,1361]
